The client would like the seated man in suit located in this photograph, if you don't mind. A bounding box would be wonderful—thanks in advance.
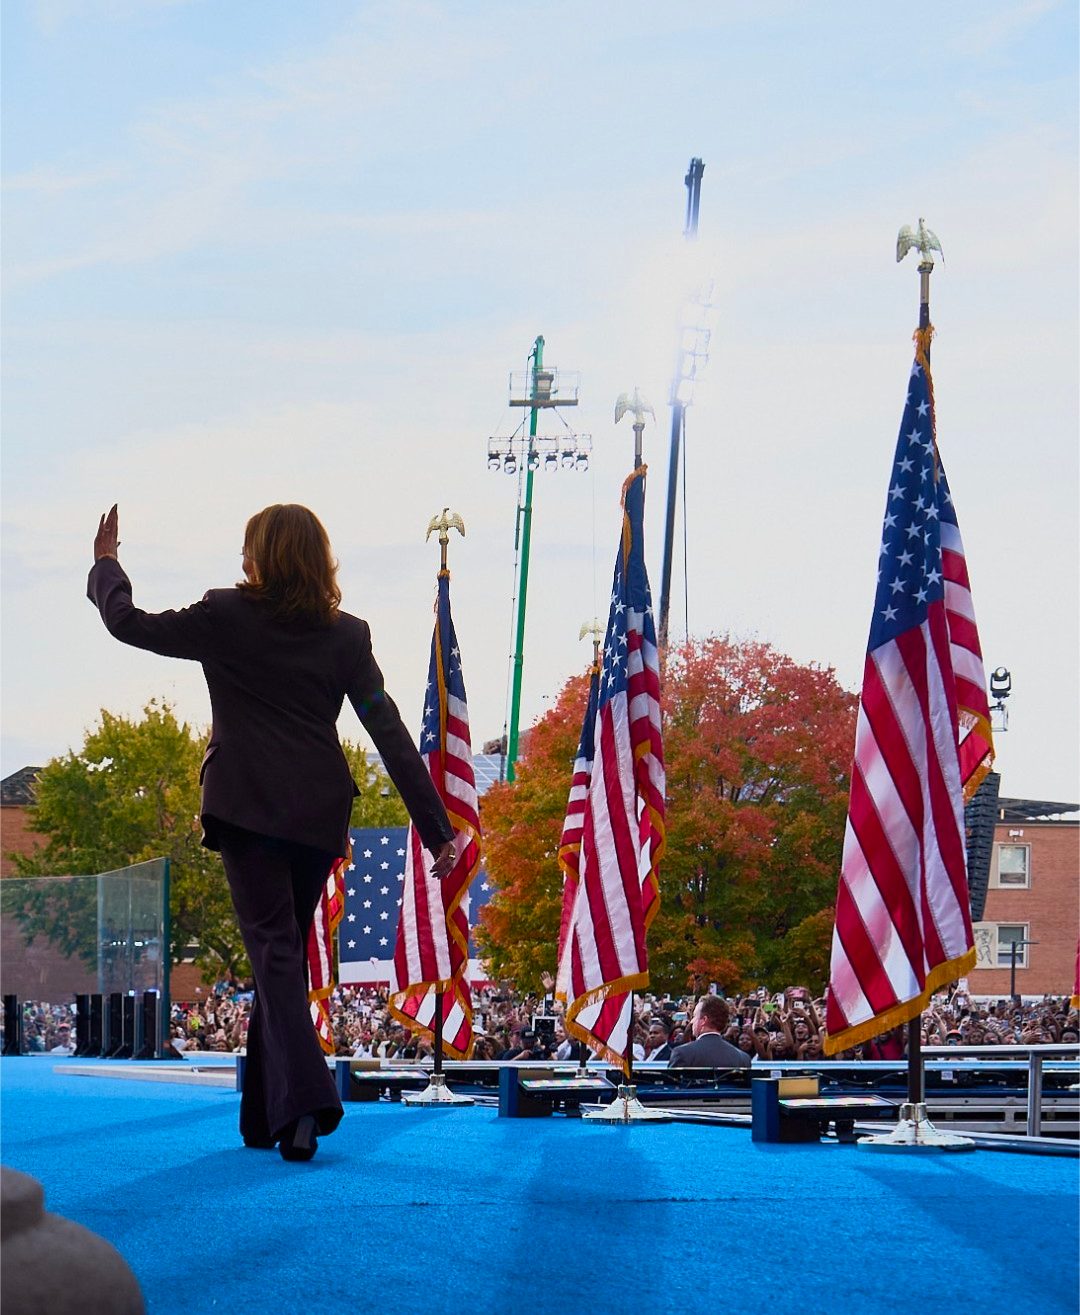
[668,995,751,1069]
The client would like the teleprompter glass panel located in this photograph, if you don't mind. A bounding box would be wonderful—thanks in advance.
[0,859,166,1023]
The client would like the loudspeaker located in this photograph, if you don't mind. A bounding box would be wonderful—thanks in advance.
[2,995,22,1056]
[135,991,159,1060]
[112,993,136,1059]
[73,994,91,1056]
[965,770,1001,923]
[88,994,104,1057]
[105,992,125,1057]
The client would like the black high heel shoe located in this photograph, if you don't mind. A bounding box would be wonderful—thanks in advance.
[278,1114,318,1162]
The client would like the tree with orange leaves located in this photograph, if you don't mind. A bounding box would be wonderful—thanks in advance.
[475,637,856,996]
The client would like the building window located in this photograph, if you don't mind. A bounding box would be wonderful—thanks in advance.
[994,843,1030,888]
[995,924,1029,969]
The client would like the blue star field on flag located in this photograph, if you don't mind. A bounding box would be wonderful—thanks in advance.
[868,357,954,651]
[419,585,466,752]
[599,484,657,708]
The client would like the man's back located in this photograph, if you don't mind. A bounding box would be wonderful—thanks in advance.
[669,1031,750,1069]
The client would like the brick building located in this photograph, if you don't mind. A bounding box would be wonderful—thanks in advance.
[970,795,1079,999]
[1,766,44,877]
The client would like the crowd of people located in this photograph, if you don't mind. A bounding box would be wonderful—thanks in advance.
[10,983,1077,1062]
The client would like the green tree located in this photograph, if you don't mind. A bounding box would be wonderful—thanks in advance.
[10,700,239,973]
[9,700,408,979]
[476,637,856,996]
[341,740,409,829]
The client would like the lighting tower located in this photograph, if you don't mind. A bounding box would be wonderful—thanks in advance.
[487,336,590,781]
[658,157,711,651]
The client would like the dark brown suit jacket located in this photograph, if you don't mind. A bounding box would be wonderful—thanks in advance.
[87,557,453,858]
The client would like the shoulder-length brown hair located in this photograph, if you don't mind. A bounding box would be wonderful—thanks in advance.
[237,504,341,624]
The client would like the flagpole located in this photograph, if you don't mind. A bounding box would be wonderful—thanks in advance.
[432,525,449,1086]
[567,621,603,1081]
[614,390,653,1088]
[613,389,655,1088]
[581,406,668,1123]
[906,254,933,1113]
[857,218,974,1150]
[433,991,445,1077]
[402,509,474,1107]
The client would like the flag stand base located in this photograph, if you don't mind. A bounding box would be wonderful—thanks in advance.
[857,1102,975,1151]
[582,1084,671,1124]
[402,1073,474,1107]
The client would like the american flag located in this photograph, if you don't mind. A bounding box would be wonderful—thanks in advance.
[307,853,347,1053]
[388,569,481,1059]
[554,660,600,1004]
[557,466,665,1072]
[335,828,492,984]
[823,326,994,1054]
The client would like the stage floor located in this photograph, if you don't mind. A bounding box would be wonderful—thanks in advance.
[2,1058,1076,1315]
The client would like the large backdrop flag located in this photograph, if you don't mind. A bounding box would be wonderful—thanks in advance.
[335,827,494,985]
[556,465,665,1072]
[308,852,348,1054]
[388,568,480,1059]
[823,325,995,1055]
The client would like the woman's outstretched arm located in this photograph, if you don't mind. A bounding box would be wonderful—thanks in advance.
[88,505,215,661]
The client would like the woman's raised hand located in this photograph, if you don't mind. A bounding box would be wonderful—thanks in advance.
[95,505,120,561]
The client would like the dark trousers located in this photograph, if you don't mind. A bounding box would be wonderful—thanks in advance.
[217,823,344,1143]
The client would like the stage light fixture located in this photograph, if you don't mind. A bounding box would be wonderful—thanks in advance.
[990,667,1012,700]
[488,454,501,471]
[576,452,589,472]
[504,455,517,475]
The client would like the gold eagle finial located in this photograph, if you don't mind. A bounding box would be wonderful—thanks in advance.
[614,388,655,426]
[426,507,465,571]
[896,217,944,268]
[425,507,466,544]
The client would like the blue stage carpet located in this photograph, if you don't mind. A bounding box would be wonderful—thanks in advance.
[2,1058,1076,1315]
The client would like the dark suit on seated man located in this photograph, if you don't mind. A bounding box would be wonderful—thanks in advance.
[669,995,751,1068]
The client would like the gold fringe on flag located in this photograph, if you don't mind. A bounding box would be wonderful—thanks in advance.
[308,850,349,1055]
[821,946,977,1055]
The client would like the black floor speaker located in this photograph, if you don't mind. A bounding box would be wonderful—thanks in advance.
[2,995,22,1056]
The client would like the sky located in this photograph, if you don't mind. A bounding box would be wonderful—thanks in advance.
[3,0,1077,805]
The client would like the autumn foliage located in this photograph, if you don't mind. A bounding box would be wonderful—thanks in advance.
[475,637,856,996]
[475,673,592,989]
